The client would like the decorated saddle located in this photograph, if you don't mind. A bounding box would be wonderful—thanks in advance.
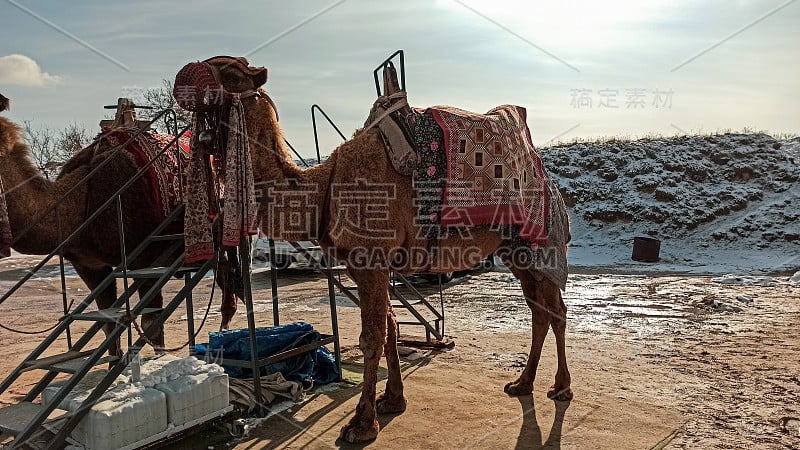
[93,128,190,221]
[429,104,549,245]
[412,105,550,242]
[364,63,551,247]
[411,106,568,289]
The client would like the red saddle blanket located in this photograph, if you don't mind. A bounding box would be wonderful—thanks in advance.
[99,129,190,221]
[427,105,550,245]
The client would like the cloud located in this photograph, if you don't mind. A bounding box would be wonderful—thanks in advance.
[0,54,62,86]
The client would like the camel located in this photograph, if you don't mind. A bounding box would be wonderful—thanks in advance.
[173,56,572,444]
[0,95,239,357]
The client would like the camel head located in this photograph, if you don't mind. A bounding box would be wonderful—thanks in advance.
[173,56,269,113]
[173,56,287,177]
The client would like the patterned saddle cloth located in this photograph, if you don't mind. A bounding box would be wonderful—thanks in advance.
[95,129,191,221]
[414,104,550,246]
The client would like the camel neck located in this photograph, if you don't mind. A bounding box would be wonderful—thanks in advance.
[246,110,335,242]
[0,144,86,254]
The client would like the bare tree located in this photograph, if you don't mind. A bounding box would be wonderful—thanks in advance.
[23,121,91,179]
[57,123,91,158]
[139,79,191,134]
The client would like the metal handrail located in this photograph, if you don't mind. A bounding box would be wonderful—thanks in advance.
[373,49,406,96]
[311,104,346,165]
[284,139,310,168]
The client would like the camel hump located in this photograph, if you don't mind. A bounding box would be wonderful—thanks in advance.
[0,93,9,112]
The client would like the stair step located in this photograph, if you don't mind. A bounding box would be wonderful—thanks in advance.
[47,355,120,374]
[72,307,163,322]
[113,266,198,279]
[22,350,92,372]
[396,313,441,323]
[22,349,120,374]
[397,319,441,326]
[0,402,63,436]
[391,300,424,307]
[148,233,184,242]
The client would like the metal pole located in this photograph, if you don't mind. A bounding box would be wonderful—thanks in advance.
[116,195,131,349]
[268,239,280,326]
[439,275,446,337]
[240,237,264,414]
[185,272,195,353]
[55,206,72,348]
[326,261,342,380]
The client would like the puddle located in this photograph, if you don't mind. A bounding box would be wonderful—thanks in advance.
[443,272,719,335]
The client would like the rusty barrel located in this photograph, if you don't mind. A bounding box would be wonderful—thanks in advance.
[632,236,661,262]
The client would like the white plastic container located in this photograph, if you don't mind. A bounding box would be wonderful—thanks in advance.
[70,385,167,450]
[41,370,129,411]
[154,371,229,426]
[42,355,228,448]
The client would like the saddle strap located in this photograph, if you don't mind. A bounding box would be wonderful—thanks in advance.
[362,93,408,133]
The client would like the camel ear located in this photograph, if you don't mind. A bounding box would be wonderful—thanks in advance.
[0,94,9,112]
[250,69,267,89]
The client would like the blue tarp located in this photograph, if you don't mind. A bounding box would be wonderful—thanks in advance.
[194,322,339,386]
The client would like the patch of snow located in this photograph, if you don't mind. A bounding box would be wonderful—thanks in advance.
[790,271,800,284]
[491,276,518,283]
[542,134,800,274]
[711,275,780,286]
[319,294,357,307]
[404,352,423,361]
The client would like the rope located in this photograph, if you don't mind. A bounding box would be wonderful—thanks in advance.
[0,319,61,335]
[131,253,222,353]
[0,298,75,335]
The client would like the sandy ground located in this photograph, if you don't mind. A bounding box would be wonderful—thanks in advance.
[0,256,799,449]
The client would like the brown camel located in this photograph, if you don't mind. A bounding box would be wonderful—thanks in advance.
[174,57,572,444]
[0,97,239,357]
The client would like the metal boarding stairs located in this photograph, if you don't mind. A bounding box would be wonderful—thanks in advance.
[282,241,445,342]
[0,105,219,448]
[0,206,217,449]
[0,101,344,448]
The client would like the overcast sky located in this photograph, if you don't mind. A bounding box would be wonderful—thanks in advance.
[1,0,798,158]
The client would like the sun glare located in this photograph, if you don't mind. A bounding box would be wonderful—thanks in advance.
[439,0,673,51]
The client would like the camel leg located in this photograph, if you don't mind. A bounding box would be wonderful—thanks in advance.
[215,252,238,330]
[547,291,573,401]
[503,267,551,396]
[73,264,121,357]
[377,304,406,414]
[340,268,390,443]
[138,279,165,352]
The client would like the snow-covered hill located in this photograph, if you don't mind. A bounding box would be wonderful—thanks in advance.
[541,133,800,274]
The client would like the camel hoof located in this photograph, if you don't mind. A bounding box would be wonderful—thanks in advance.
[339,419,379,443]
[504,380,533,396]
[376,394,407,414]
[547,385,573,401]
